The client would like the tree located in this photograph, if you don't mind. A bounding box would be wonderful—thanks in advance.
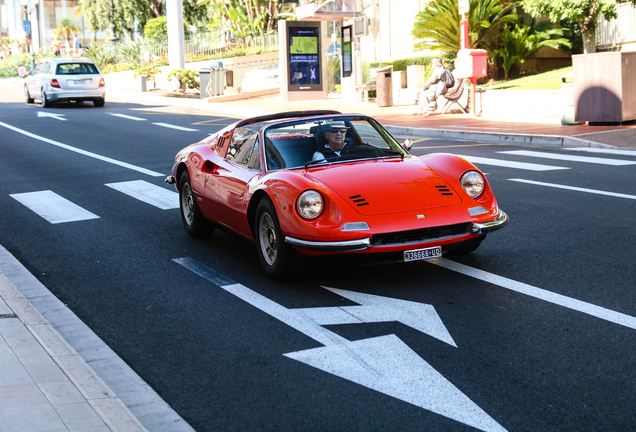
[53,18,81,51]
[521,0,636,54]
[411,0,518,53]
[493,18,571,78]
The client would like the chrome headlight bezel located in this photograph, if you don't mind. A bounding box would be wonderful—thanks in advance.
[296,190,324,220]
[460,170,485,198]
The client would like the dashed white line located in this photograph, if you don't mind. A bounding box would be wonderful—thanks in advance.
[105,180,179,209]
[454,155,569,171]
[10,191,100,224]
[110,114,147,121]
[567,147,636,157]
[509,179,636,200]
[152,123,199,132]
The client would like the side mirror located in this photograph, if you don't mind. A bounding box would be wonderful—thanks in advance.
[403,139,412,151]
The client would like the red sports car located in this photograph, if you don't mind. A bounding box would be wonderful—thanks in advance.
[167,111,508,279]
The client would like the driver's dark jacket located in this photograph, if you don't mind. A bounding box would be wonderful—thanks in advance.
[316,143,355,159]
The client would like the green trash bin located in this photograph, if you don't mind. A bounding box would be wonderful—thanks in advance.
[560,72,577,125]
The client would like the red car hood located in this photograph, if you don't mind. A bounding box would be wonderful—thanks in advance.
[307,159,463,215]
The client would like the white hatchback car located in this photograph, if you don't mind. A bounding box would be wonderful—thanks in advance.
[25,57,106,107]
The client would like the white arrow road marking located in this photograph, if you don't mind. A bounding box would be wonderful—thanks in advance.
[430,257,636,331]
[0,122,164,177]
[105,180,179,209]
[499,150,636,166]
[152,122,199,132]
[110,113,147,121]
[173,257,507,432]
[10,190,99,224]
[454,155,569,171]
[509,179,636,200]
[38,111,67,121]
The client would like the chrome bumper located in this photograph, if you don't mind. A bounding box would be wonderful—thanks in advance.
[472,210,509,234]
[285,236,371,252]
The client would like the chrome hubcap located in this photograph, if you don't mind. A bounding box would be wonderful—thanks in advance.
[181,183,194,225]
[259,212,277,266]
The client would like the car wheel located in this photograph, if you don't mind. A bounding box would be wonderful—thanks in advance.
[93,98,105,107]
[255,198,298,280]
[452,235,485,255]
[179,171,213,238]
[25,85,34,103]
[41,90,51,108]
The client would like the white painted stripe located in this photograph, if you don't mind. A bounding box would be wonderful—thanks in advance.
[0,122,164,177]
[430,258,636,330]
[152,123,199,132]
[499,150,636,166]
[110,113,147,121]
[509,178,636,200]
[567,147,636,157]
[10,191,100,224]
[454,155,569,171]
[105,180,179,209]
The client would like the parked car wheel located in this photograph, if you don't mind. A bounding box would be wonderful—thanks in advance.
[25,85,34,103]
[179,171,213,238]
[255,198,297,280]
[93,98,105,107]
[41,90,51,108]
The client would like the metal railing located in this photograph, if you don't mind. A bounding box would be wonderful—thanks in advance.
[597,3,636,49]
[207,58,279,97]
[147,30,279,64]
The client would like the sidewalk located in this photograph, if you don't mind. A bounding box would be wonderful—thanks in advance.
[3,76,636,432]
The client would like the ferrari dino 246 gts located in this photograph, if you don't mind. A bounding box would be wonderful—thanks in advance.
[167,111,508,279]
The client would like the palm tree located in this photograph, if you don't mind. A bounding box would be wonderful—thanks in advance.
[411,0,518,53]
[53,17,81,56]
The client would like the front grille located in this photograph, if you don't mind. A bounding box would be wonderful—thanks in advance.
[371,223,471,246]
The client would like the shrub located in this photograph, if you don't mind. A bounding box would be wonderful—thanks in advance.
[167,69,199,92]
[118,37,149,68]
[101,63,136,74]
[134,65,160,81]
[83,43,116,70]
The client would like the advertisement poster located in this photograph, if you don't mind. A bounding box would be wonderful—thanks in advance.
[288,26,321,89]
[342,26,352,78]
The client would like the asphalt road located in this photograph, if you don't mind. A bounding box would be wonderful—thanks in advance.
[1,81,636,432]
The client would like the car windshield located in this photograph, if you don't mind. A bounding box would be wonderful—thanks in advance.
[263,116,406,171]
[56,63,100,75]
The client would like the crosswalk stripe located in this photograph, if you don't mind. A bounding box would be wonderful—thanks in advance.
[499,150,636,166]
[567,147,636,157]
[152,123,199,132]
[105,180,179,209]
[454,155,569,171]
[509,179,636,200]
[10,191,100,224]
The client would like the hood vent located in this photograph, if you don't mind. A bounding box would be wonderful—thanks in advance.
[349,195,369,207]
[435,185,454,196]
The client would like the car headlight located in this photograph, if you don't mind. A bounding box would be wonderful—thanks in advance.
[297,190,323,219]
[460,171,485,198]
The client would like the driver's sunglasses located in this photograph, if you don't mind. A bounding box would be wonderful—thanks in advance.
[329,128,347,134]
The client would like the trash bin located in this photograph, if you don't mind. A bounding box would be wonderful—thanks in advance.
[376,65,393,107]
[209,60,225,97]
[560,72,576,125]
[199,69,210,99]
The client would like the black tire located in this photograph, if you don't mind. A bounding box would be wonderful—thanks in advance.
[93,98,105,107]
[255,198,298,280]
[179,171,213,238]
[41,90,52,108]
[25,85,34,103]
[451,235,485,255]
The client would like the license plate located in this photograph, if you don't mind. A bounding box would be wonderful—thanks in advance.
[404,246,442,262]
[74,79,88,84]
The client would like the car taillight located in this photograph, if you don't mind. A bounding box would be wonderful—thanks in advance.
[98,78,105,87]
[50,79,60,88]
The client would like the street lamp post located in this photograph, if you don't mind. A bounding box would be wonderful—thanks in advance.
[20,0,38,72]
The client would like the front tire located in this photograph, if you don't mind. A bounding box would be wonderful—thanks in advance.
[255,198,297,280]
[179,171,213,238]
[25,85,34,103]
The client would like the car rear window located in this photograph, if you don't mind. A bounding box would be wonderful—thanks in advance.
[56,63,99,75]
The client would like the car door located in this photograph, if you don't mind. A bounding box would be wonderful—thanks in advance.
[205,127,261,237]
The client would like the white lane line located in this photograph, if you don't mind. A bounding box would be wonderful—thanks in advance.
[509,179,636,200]
[0,122,164,177]
[499,150,636,166]
[430,258,636,331]
[10,191,100,224]
[105,180,179,209]
[152,123,199,132]
[110,113,147,121]
[454,155,569,171]
[567,147,636,157]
